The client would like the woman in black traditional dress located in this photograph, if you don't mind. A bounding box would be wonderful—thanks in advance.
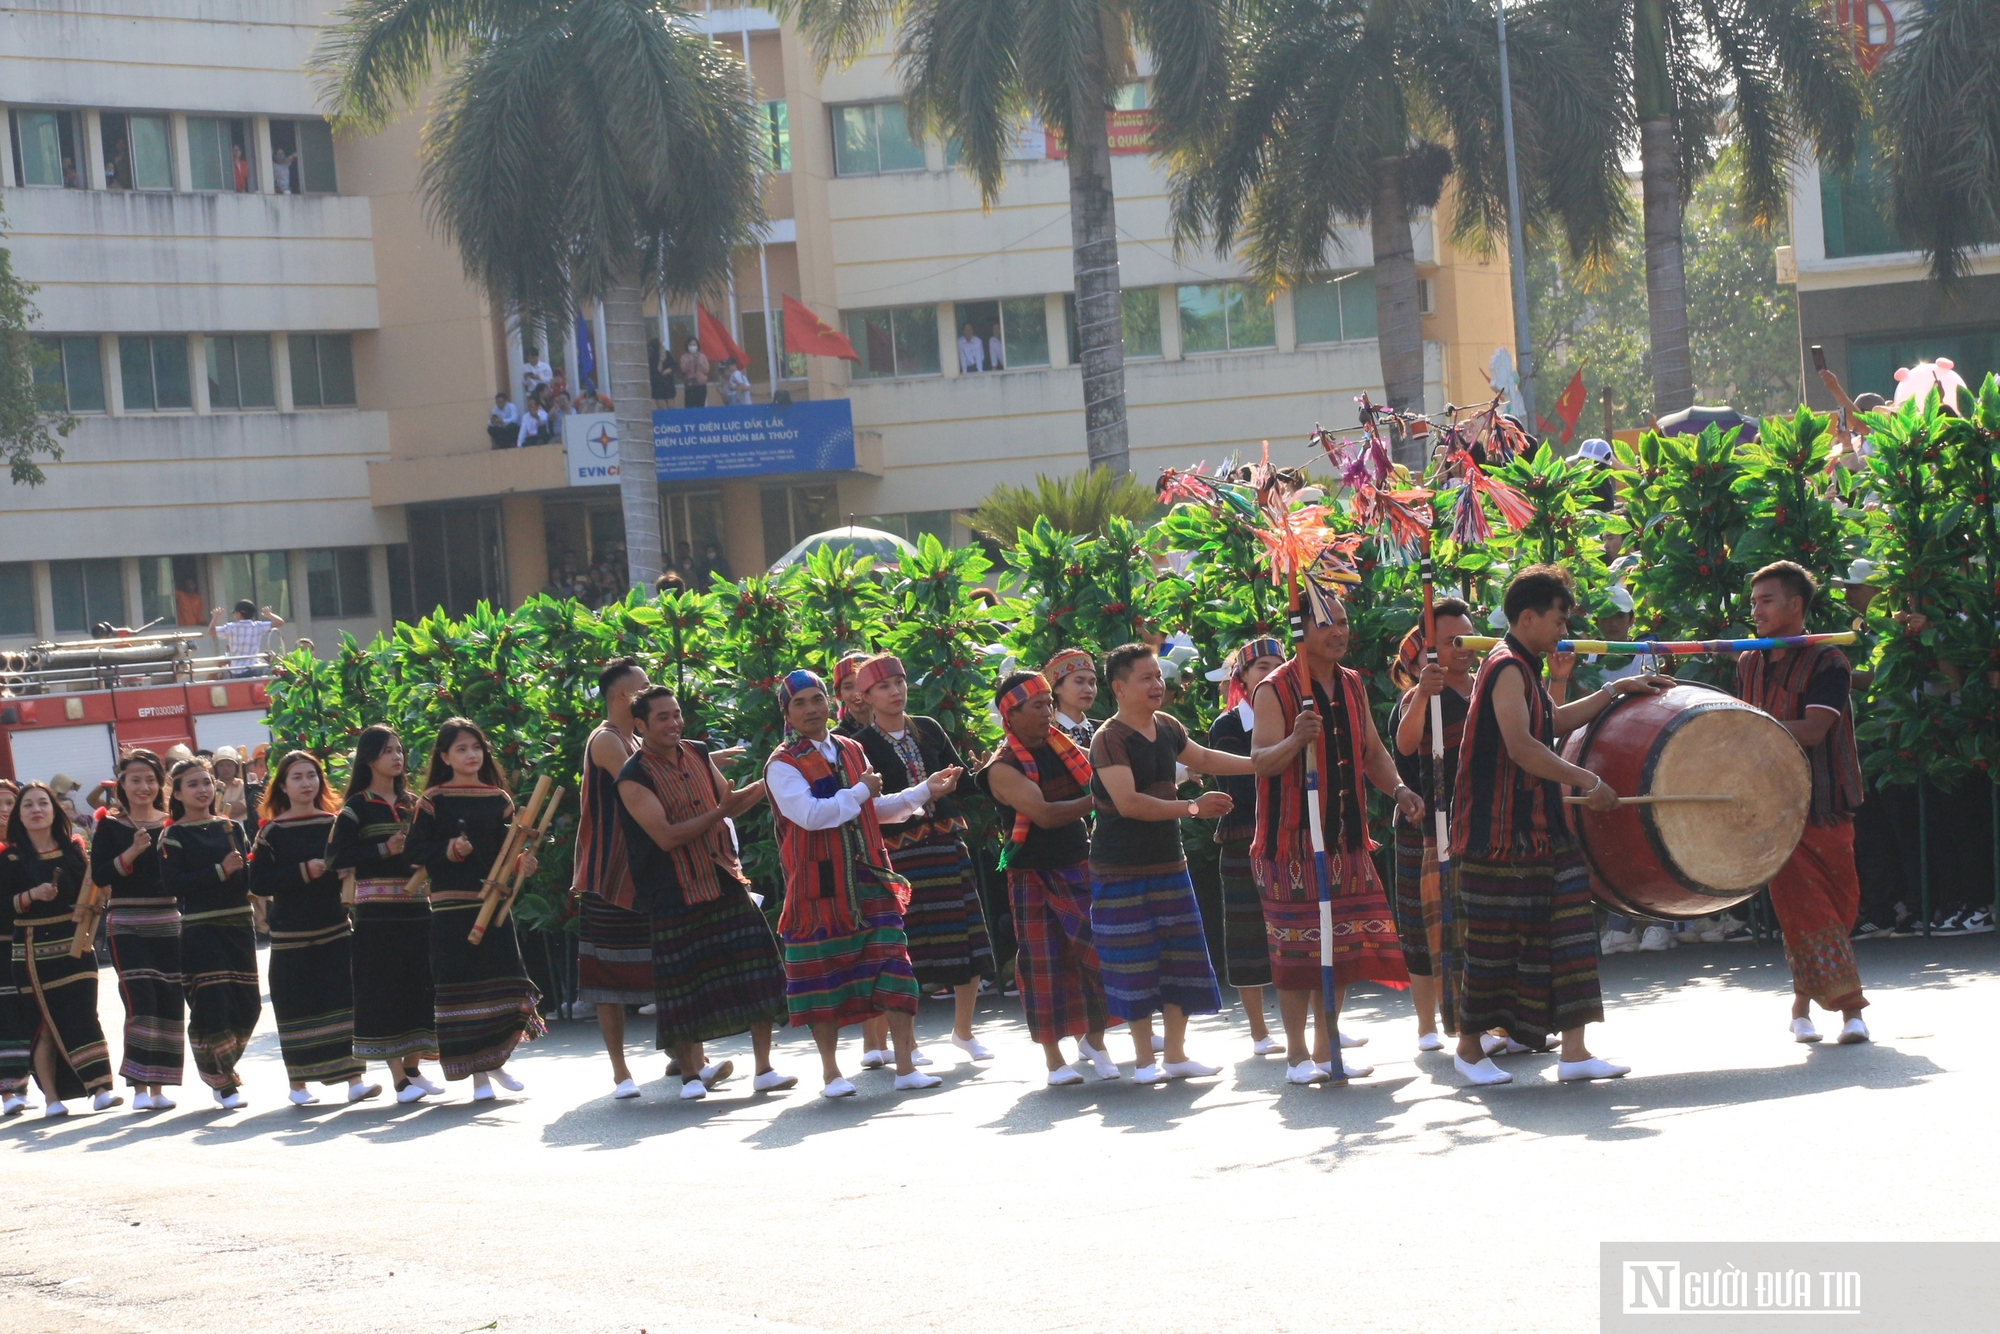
[250,751,380,1107]
[406,719,543,1100]
[91,750,183,1110]
[0,778,27,1113]
[4,782,118,1117]
[161,757,260,1109]
[328,725,441,1103]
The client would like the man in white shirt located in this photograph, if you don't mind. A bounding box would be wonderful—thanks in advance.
[208,600,283,677]
[957,322,984,373]
[521,348,552,395]
[486,392,521,449]
[763,669,960,1098]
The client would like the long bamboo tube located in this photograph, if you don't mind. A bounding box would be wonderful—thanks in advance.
[491,787,564,932]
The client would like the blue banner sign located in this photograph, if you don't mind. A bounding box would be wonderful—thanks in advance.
[653,399,856,480]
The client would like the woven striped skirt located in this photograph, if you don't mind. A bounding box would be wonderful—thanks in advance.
[108,898,185,1087]
[268,915,365,1085]
[780,885,921,1030]
[1217,836,1272,989]
[889,832,994,988]
[13,912,114,1101]
[0,928,26,1098]
[181,907,262,1092]
[651,887,787,1047]
[1008,861,1108,1044]
[1087,861,1221,1022]
[352,888,437,1062]
[1391,823,1465,980]
[1455,845,1603,1045]
[1252,850,1410,993]
[429,894,545,1081]
[577,891,655,1006]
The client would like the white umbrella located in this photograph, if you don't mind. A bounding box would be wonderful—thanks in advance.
[768,525,918,573]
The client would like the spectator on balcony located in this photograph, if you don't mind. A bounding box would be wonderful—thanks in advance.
[209,601,284,678]
[487,392,522,449]
[723,358,753,405]
[517,394,550,449]
[63,155,81,190]
[231,142,250,192]
[677,340,711,408]
[271,143,295,193]
[986,322,1005,372]
[698,542,731,585]
[650,338,678,408]
[547,390,573,443]
[958,322,985,373]
[174,575,206,627]
[522,348,553,397]
[576,385,613,414]
[107,137,132,189]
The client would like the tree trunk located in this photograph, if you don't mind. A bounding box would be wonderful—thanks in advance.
[602,265,663,591]
[1370,154,1425,461]
[1065,94,1129,477]
[1639,116,1694,419]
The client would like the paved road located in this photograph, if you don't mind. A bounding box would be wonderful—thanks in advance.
[3,935,1993,1334]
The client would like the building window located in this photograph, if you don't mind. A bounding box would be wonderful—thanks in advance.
[1847,326,2000,403]
[953,297,1049,372]
[220,551,291,620]
[855,511,957,547]
[289,334,356,408]
[305,547,373,619]
[845,305,940,379]
[402,504,505,618]
[269,118,338,194]
[831,102,925,176]
[99,112,174,190]
[31,336,105,413]
[187,116,255,192]
[1064,289,1163,363]
[205,335,276,410]
[738,310,808,383]
[761,484,837,566]
[118,336,193,411]
[1294,268,1378,344]
[1177,282,1276,354]
[9,109,83,188]
[659,490,726,579]
[764,100,791,171]
[49,558,124,634]
[138,555,207,628]
[0,562,34,636]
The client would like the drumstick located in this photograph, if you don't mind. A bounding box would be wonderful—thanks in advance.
[1562,793,1733,805]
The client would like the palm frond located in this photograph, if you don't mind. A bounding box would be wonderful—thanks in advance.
[762,0,905,71]
[898,0,1027,206]
[313,0,559,130]
[1876,0,2000,283]
[966,469,1160,541]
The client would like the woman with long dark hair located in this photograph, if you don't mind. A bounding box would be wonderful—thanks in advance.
[250,751,379,1106]
[4,782,118,1117]
[328,725,440,1102]
[162,757,259,1108]
[90,749,183,1109]
[0,778,26,1112]
[405,719,543,1100]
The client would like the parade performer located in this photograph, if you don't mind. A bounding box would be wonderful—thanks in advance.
[855,653,995,1062]
[572,658,654,1099]
[832,652,873,739]
[1387,599,1477,1050]
[91,750,182,1109]
[1248,595,1418,1086]
[980,670,1114,1085]
[615,686,794,1100]
[0,779,27,1113]
[1449,566,1666,1086]
[406,720,544,1100]
[328,725,441,1102]
[1044,648,1098,748]
[764,669,956,1098]
[161,758,260,1109]
[1736,562,1871,1045]
[1089,643,1257,1082]
[250,752,379,1106]
[1204,639,1285,1056]
[4,783,117,1117]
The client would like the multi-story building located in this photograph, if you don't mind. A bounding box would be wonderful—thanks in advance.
[1789,1,1999,409]
[2,1,1518,650]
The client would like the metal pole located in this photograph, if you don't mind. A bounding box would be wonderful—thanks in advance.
[1496,0,1536,426]
[1918,776,1931,937]
[740,17,778,400]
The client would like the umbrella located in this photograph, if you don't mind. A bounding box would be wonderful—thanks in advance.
[767,526,918,573]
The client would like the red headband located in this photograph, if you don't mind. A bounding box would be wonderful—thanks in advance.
[854,653,905,694]
[831,653,867,693]
[998,673,1051,718]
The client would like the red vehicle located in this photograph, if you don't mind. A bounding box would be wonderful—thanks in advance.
[0,631,271,787]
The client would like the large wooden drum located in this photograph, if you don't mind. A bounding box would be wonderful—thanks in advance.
[1560,682,1809,920]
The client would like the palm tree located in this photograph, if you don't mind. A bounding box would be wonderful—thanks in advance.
[965,467,1159,541]
[1875,0,2000,283]
[315,0,765,590]
[1611,0,1860,417]
[1171,0,1630,442]
[768,0,1235,478]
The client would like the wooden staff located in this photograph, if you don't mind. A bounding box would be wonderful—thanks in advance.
[1418,546,1454,1033]
[467,776,552,945]
[1284,567,1339,1066]
[69,873,108,959]
[490,786,564,932]
[1563,793,1732,805]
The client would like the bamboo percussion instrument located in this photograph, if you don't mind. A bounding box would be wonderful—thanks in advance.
[468,776,553,945]
[1562,793,1732,805]
[69,874,108,959]
[491,786,564,932]
[1455,630,1857,655]
[403,867,430,898]
[339,868,356,908]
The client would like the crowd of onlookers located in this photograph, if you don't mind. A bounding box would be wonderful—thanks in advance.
[649,338,753,409]
[546,540,733,608]
[486,349,616,450]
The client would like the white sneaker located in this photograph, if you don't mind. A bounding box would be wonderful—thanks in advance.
[753,1069,798,1092]
[612,1078,641,1100]
[1045,1066,1085,1087]
[1453,1055,1512,1086]
[92,1091,124,1111]
[1557,1056,1630,1081]
[1163,1059,1221,1080]
[491,1067,524,1092]
[397,1082,428,1103]
[1637,925,1674,952]
[1077,1035,1120,1080]
[1417,1032,1445,1052]
[130,1091,153,1112]
[908,1047,933,1068]
[1321,1059,1373,1081]
[1601,929,1638,955]
[950,1033,995,1061]
[1790,1017,1823,1044]
[43,1100,68,1119]
[858,1049,888,1070]
[893,1071,942,1091]
[347,1081,383,1103]
[1132,1063,1169,1084]
[3,1094,28,1116]
[150,1092,176,1110]
[1837,1018,1870,1045]
[699,1060,735,1089]
[637,1002,658,1015]
[820,1077,857,1099]
[1338,1030,1367,1048]
[678,1079,707,1101]
[1251,1036,1281,1055]
[288,1087,319,1106]
[1286,1060,1329,1085]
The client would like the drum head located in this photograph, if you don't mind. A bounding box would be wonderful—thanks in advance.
[1648,702,1810,892]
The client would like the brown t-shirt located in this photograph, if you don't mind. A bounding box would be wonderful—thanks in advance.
[1088,714,1189,869]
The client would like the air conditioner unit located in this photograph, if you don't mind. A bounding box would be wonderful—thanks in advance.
[1416,278,1435,316]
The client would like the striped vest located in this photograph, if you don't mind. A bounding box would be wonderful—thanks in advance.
[1249,655,1377,862]
[1736,642,1863,826]
[572,722,639,910]
[767,733,904,935]
[1450,634,1567,859]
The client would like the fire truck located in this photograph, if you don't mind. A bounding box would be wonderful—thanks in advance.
[0,630,271,786]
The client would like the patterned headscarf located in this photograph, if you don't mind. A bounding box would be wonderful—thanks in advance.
[1223,637,1286,709]
[853,653,905,695]
[831,653,868,698]
[1042,647,1094,689]
[1391,623,1430,691]
[777,669,825,713]
[993,673,1093,870]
